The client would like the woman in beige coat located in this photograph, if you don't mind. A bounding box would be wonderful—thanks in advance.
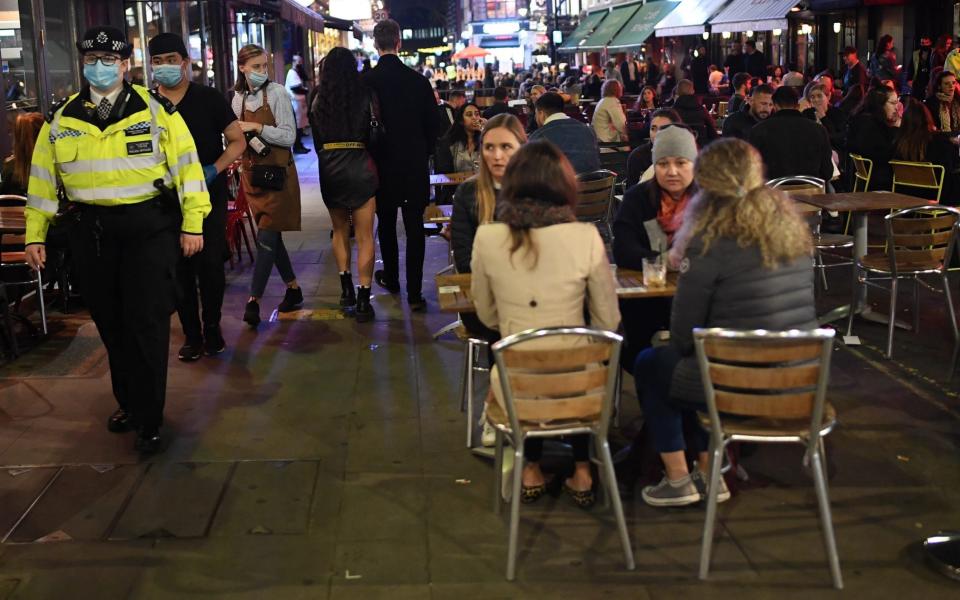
[471,141,620,508]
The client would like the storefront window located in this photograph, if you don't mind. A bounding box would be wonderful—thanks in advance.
[470,1,530,21]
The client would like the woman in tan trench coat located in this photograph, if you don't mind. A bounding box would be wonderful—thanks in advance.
[231,44,304,327]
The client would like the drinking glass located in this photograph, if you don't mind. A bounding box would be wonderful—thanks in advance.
[642,256,667,288]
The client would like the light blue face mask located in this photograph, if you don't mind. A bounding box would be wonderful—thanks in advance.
[153,64,183,88]
[84,60,121,91]
[247,71,268,89]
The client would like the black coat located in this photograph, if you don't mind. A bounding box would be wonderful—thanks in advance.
[613,178,695,270]
[672,94,719,143]
[893,132,960,204]
[450,179,485,273]
[437,102,455,139]
[802,106,848,150]
[748,109,833,183]
[669,237,817,402]
[846,112,897,191]
[362,54,439,178]
[625,142,652,189]
[842,61,869,93]
[482,102,515,119]
[691,56,710,94]
[721,109,758,140]
[745,51,768,79]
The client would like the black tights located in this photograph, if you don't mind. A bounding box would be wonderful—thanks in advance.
[523,435,590,462]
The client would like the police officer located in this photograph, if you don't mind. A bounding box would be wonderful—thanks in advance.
[24,26,211,453]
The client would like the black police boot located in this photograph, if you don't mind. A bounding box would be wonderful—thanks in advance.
[374,269,400,294]
[243,300,261,327]
[340,272,356,307]
[135,427,164,454]
[277,286,304,313]
[355,286,374,322]
[107,408,134,433]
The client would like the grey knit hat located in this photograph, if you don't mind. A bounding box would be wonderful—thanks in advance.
[652,125,698,163]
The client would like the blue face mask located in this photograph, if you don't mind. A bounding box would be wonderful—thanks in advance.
[84,60,121,91]
[153,64,183,88]
[247,71,268,89]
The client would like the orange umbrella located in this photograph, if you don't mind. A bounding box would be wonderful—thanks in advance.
[452,45,490,60]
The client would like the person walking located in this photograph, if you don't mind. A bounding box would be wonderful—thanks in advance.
[149,33,246,361]
[24,26,211,453]
[310,47,379,322]
[285,54,311,154]
[231,43,304,327]
[363,19,440,311]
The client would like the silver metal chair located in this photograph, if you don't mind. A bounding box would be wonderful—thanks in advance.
[460,335,489,448]
[0,199,47,336]
[767,176,854,293]
[575,170,617,241]
[487,326,635,580]
[846,205,960,359]
[694,327,842,590]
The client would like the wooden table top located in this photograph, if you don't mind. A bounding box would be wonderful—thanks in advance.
[429,172,474,187]
[424,204,453,224]
[0,207,26,234]
[801,192,936,212]
[436,269,678,314]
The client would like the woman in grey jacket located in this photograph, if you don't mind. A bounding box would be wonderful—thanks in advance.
[634,138,817,508]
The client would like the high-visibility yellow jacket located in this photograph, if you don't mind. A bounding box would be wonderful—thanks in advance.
[25,83,211,244]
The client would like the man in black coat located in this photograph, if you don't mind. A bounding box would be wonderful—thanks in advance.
[363,19,440,310]
[748,86,833,183]
[744,40,769,79]
[671,79,719,144]
[722,84,774,140]
[690,46,710,94]
[482,86,515,119]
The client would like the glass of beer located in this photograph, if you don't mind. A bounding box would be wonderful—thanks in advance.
[642,256,667,288]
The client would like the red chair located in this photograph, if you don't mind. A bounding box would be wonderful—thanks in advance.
[225,162,255,268]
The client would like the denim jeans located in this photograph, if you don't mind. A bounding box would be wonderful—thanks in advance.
[250,229,296,299]
[633,345,708,455]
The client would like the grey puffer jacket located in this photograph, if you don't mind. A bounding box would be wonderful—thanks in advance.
[669,235,817,403]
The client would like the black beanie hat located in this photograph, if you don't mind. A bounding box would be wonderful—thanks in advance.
[148,33,188,59]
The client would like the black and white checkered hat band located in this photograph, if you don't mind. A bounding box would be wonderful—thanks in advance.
[79,39,127,52]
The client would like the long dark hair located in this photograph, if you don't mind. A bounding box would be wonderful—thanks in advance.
[874,34,894,57]
[312,47,367,142]
[853,86,894,122]
[443,101,480,148]
[895,98,935,162]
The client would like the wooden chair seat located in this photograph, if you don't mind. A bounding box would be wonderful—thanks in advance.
[697,402,836,438]
[0,252,26,264]
[858,252,942,273]
[813,233,854,250]
[484,398,598,433]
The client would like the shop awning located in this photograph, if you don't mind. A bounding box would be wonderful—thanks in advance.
[558,10,608,52]
[580,3,642,51]
[709,0,800,33]
[654,0,728,37]
[808,0,860,9]
[608,1,681,50]
[280,0,324,33]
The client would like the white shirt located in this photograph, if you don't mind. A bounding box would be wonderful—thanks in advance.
[90,86,123,109]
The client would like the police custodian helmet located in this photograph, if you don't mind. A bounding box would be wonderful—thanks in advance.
[76,26,133,58]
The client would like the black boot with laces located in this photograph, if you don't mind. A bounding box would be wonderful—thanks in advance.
[340,272,356,307]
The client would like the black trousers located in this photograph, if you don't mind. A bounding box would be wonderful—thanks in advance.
[176,185,227,341]
[68,199,180,431]
[376,172,428,297]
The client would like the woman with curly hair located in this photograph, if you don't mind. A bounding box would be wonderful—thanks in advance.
[632,138,817,508]
[309,47,379,322]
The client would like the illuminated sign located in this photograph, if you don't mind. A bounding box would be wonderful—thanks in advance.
[482,21,520,35]
[329,0,372,20]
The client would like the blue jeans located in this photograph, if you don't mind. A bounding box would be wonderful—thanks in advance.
[250,229,296,299]
[633,345,708,455]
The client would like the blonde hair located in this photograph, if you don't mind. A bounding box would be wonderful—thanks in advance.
[475,113,527,224]
[672,139,812,268]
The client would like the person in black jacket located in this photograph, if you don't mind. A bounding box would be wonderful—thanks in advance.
[670,79,719,144]
[528,91,600,174]
[721,83,774,140]
[614,125,697,368]
[437,89,465,139]
[633,139,817,507]
[894,98,959,204]
[749,86,833,183]
[841,46,869,93]
[846,86,901,191]
[482,86,515,119]
[363,19,441,311]
[744,40,769,79]
[924,70,960,132]
[801,81,847,150]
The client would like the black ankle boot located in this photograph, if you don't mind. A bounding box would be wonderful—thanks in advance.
[355,286,374,322]
[277,287,303,313]
[340,272,356,307]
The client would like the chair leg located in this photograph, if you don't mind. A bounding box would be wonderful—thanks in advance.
[240,220,255,263]
[886,278,898,358]
[35,270,47,336]
[493,429,504,514]
[810,442,844,589]
[506,444,525,581]
[459,340,470,414]
[698,436,725,580]
[598,437,636,571]
[913,277,920,335]
[465,341,477,449]
[613,368,622,428]
[846,266,860,337]
[943,274,960,379]
[816,251,829,293]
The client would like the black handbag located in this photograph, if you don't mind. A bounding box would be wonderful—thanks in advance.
[368,97,385,152]
[250,164,286,191]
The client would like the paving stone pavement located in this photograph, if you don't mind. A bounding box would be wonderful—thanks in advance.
[0,147,959,599]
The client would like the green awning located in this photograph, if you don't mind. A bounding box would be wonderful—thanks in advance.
[579,3,642,51]
[558,10,608,52]
[608,1,680,50]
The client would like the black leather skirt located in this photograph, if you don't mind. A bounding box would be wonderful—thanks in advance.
[318,148,379,210]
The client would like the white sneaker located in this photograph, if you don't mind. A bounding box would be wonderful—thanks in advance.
[641,474,701,507]
[692,469,731,503]
[481,422,496,447]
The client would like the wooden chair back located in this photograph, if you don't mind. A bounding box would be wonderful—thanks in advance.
[576,169,617,223]
[694,328,835,425]
[717,101,728,119]
[493,327,622,432]
[890,160,945,202]
[849,153,873,192]
[884,206,960,272]
[0,195,27,250]
[767,177,826,221]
